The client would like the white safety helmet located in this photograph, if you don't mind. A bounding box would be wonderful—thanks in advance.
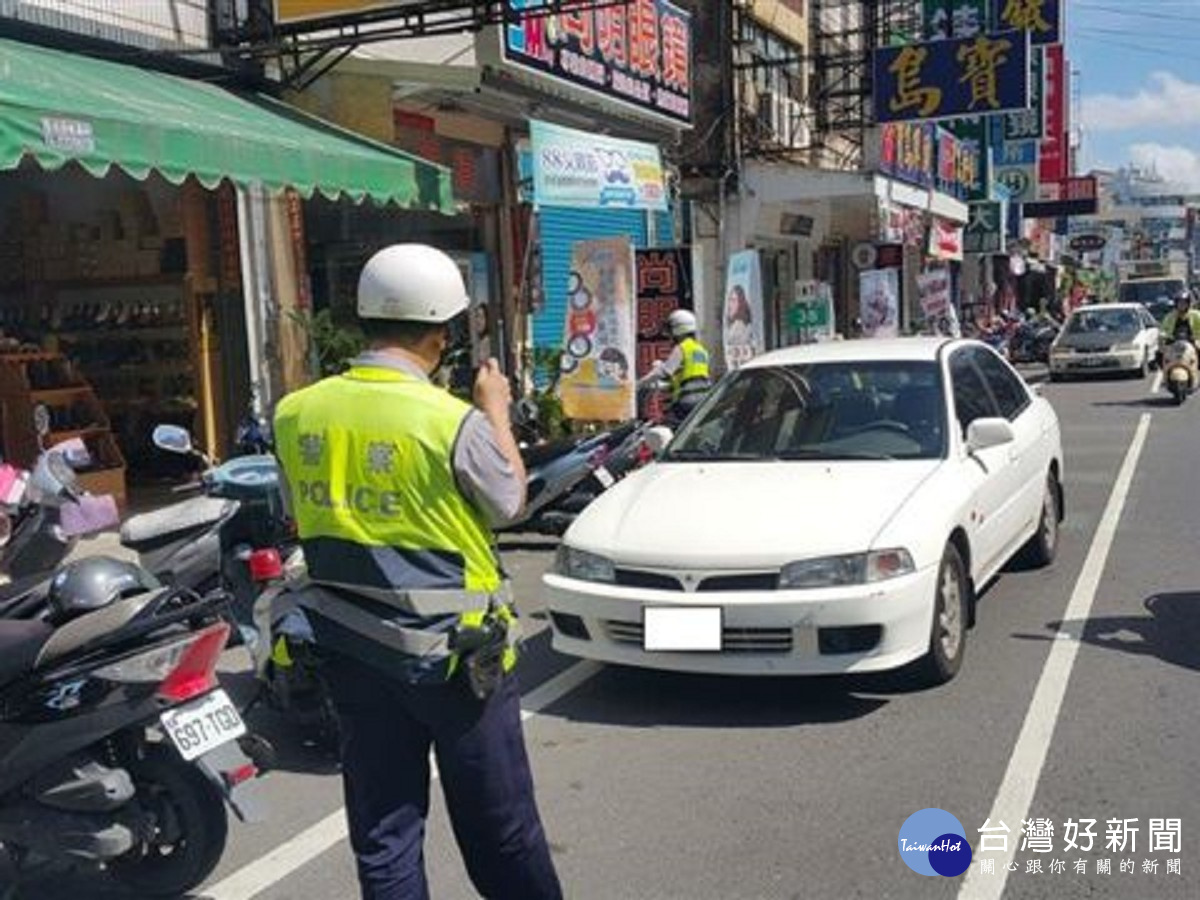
[667,309,698,338]
[357,244,471,324]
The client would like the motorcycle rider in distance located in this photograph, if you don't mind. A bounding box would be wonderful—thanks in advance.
[638,309,712,427]
[1161,289,1200,343]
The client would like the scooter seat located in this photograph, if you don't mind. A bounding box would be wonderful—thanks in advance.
[521,436,587,469]
[0,619,53,685]
[121,496,235,548]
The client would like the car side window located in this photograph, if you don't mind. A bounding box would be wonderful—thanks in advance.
[973,349,1031,421]
[949,350,999,438]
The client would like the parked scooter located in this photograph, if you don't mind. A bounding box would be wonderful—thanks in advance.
[0,560,267,894]
[119,422,293,646]
[0,406,120,586]
[1161,337,1199,405]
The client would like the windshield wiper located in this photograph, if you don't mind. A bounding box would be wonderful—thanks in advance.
[665,449,770,462]
[774,448,897,461]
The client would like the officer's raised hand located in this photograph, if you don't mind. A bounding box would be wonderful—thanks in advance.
[474,358,527,491]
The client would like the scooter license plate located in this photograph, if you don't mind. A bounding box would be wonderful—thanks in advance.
[161,689,247,762]
[594,467,615,489]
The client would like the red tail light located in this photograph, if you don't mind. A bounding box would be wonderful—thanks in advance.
[248,548,284,583]
[158,622,230,703]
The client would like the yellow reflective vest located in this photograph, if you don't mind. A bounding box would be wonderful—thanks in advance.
[274,362,517,681]
[671,336,712,401]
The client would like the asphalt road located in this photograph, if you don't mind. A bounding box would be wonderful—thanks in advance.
[19,365,1200,900]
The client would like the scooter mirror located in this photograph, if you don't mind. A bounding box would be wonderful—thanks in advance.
[643,426,674,456]
[152,424,194,455]
[32,404,50,439]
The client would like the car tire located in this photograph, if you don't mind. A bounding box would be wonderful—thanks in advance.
[1048,370,1063,383]
[1020,472,1061,569]
[916,543,969,686]
[1134,353,1149,379]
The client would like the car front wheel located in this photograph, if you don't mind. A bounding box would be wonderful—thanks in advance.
[916,543,969,686]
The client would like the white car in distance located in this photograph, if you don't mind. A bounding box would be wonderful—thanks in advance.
[1048,302,1160,380]
[543,338,1064,685]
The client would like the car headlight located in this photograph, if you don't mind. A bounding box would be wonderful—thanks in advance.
[555,545,616,583]
[778,549,915,589]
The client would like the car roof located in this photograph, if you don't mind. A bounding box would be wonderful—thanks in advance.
[744,337,957,368]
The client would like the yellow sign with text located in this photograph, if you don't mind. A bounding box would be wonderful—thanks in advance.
[274,1,396,25]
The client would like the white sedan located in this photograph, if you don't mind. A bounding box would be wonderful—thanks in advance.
[543,338,1064,685]
[1048,302,1160,380]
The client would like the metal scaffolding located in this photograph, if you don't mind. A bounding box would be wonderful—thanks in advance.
[810,0,922,161]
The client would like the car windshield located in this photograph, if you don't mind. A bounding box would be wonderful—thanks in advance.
[1119,280,1184,305]
[666,361,947,462]
[1065,308,1140,336]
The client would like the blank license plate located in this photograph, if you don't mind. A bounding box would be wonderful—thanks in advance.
[643,607,723,652]
[594,467,615,489]
[161,689,247,762]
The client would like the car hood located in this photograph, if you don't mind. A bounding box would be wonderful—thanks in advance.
[567,460,942,569]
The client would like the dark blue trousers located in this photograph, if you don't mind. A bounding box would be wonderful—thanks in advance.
[323,653,563,900]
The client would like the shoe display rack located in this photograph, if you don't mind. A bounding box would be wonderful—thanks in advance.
[0,351,127,508]
[0,281,198,482]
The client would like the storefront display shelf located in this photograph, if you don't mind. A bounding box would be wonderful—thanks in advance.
[30,386,92,402]
[54,327,187,342]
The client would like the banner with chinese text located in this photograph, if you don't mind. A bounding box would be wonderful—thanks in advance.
[530,119,668,211]
[991,0,1062,46]
[874,32,1031,123]
[558,237,637,421]
[635,248,693,379]
[501,0,692,126]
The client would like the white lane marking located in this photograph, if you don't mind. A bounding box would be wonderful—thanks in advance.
[201,660,602,900]
[1151,370,1163,396]
[958,413,1151,900]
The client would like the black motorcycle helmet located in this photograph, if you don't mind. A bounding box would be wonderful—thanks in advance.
[48,556,161,623]
[1174,289,1192,310]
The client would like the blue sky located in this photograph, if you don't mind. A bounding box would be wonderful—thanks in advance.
[1071,0,1200,185]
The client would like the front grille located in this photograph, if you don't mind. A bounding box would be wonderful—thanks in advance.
[614,569,780,592]
[604,620,794,654]
[698,573,778,592]
[614,569,682,591]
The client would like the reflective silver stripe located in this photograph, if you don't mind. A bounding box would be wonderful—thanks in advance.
[294,585,454,659]
[311,579,512,617]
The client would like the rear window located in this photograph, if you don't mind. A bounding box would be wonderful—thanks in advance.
[1119,280,1184,305]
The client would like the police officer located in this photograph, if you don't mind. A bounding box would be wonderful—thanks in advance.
[274,244,563,900]
[639,309,711,425]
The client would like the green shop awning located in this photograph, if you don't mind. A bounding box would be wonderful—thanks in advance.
[0,38,454,211]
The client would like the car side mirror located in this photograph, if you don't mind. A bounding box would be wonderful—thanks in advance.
[643,426,674,456]
[152,424,194,455]
[966,418,1015,454]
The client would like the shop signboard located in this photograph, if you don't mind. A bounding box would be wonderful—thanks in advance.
[873,31,1031,124]
[1069,233,1106,254]
[498,0,693,127]
[993,138,1039,203]
[992,0,1062,46]
[530,119,668,211]
[558,237,638,421]
[788,281,834,343]
[964,201,1006,254]
[1039,44,1068,184]
[928,218,965,261]
[1003,47,1044,141]
[724,250,765,370]
[859,268,901,339]
[635,248,693,378]
[273,1,391,25]
[1021,176,1099,218]
[878,122,979,200]
[918,268,953,318]
[923,0,987,40]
